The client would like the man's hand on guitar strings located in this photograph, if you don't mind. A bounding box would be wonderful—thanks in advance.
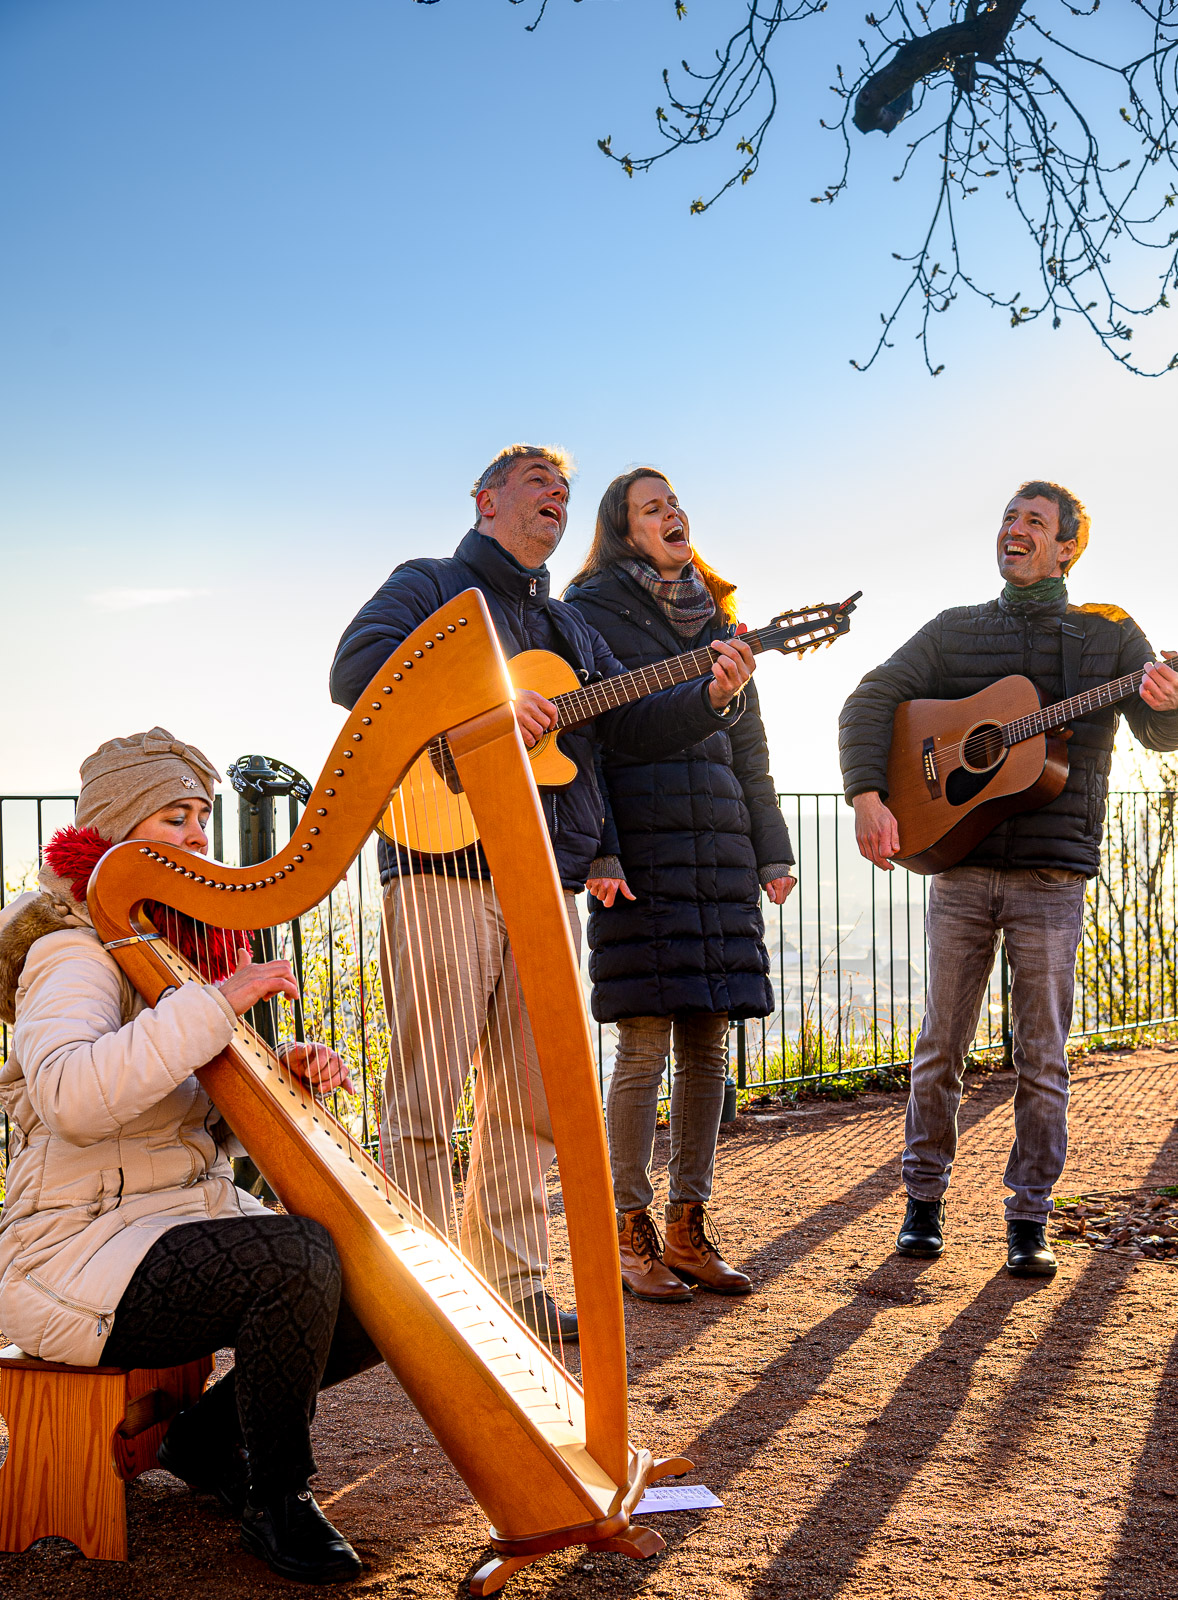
[219,945,301,1014]
[708,636,756,710]
[279,1040,356,1097]
[852,792,900,872]
[586,875,637,908]
[765,875,798,906]
[1140,651,1178,713]
[513,688,559,748]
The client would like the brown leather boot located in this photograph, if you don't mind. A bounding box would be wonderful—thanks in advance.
[663,1203,752,1295]
[617,1210,694,1302]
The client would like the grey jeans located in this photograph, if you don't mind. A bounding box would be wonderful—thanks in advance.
[606,1013,730,1215]
[903,864,1087,1222]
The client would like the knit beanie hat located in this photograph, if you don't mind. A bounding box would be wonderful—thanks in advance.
[74,727,221,844]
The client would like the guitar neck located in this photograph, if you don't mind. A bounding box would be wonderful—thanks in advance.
[553,632,772,728]
[1002,668,1148,745]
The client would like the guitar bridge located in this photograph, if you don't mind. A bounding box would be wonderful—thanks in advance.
[922,737,942,800]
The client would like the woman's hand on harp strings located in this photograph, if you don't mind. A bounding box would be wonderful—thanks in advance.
[218,944,302,1014]
[278,1041,356,1097]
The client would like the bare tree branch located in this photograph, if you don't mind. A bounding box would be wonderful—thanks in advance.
[471,0,1178,376]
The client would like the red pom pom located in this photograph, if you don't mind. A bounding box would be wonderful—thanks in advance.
[42,826,115,903]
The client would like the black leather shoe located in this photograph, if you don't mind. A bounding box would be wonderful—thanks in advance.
[157,1413,250,1516]
[895,1197,946,1258]
[1006,1219,1057,1277]
[240,1488,362,1583]
[512,1290,579,1347]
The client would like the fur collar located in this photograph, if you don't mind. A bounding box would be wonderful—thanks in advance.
[0,894,80,1026]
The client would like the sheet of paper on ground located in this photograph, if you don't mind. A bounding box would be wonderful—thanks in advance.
[634,1484,723,1514]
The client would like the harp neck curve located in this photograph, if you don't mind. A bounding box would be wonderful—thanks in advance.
[86,590,513,952]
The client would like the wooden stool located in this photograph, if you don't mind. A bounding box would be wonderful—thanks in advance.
[0,1344,213,1560]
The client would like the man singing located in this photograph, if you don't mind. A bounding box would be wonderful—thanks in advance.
[330,444,754,1342]
[839,481,1178,1275]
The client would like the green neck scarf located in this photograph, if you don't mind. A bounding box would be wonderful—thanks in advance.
[1002,575,1067,609]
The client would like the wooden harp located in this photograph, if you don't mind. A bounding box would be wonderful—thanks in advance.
[86,591,689,1593]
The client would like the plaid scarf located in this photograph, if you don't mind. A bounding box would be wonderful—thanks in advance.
[619,558,717,639]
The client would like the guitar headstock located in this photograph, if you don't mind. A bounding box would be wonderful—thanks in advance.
[759,592,861,657]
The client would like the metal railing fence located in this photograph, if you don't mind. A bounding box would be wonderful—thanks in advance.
[2,788,1175,1182]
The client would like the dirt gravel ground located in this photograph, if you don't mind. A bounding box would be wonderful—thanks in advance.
[3,1045,1178,1600]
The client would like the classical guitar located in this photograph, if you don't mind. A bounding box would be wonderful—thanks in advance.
[886,665,1158,873]
[380,593,861,855]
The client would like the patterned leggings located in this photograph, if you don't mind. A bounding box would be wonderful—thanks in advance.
[102,1214,381,1501]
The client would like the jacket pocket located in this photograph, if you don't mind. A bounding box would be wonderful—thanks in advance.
[22,1271,118,1340]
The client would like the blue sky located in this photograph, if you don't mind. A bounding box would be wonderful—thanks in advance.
[1,0,1174,796]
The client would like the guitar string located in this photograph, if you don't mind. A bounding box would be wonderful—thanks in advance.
[920,668,1151,779]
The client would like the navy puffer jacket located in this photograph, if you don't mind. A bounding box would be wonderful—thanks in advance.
[565,566,794,1022]
[838,591,1178,876]
[330,531,738,891]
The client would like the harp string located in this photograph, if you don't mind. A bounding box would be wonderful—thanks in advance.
[373,737,573,1364]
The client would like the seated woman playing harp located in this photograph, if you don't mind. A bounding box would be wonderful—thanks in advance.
[0,730,381,1585]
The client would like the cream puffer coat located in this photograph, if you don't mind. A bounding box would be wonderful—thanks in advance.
[0,869,268,1365]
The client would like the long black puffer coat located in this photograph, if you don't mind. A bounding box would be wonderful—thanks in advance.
[838,591,1178,877]
[565,566,794,1023]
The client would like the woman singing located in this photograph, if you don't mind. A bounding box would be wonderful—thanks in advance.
[565,470,796,1303]
[0,729,378,1583]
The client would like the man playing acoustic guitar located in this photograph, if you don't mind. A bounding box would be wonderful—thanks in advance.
[840,481,1178,1275]
[330,445,754,1345]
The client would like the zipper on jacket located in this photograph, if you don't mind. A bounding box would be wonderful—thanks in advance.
[529,578,537,597]
[24,1272,114,1338]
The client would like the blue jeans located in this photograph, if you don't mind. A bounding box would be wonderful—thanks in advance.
[903,865,1087,1222]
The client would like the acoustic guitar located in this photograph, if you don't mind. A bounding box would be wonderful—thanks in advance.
[380,594,861,855]
[886,664,1159,873]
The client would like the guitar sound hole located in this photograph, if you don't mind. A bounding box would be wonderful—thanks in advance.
[960,722,1005,772]
[945,753,1007,808]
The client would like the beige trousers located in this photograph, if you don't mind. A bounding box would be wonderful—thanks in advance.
[377,873,579,1303]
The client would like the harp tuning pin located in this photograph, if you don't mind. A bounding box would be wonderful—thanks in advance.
[393,674,402,682]
[316,808,327,817]
[425,640,435,649]
[325,789,335,797]
[414,650,424,659]
[459,617,467,625]
[361,717,372,726]
[447,624,456,632]
[382,686,393,694]
[352,734,362,742]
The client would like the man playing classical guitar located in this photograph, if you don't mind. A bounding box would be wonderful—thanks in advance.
[330,445,754,1343]
[840,481,1178,1276]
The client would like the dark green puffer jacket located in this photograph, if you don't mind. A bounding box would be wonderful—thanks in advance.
[838,591,1178,877]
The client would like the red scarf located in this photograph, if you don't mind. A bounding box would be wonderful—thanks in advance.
[43,826,246,983]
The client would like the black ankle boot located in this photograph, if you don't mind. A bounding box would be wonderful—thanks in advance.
[1006,1219,1057,1278]
[240,1487,362,1583]
[895,1197,946,1258]
[157,1410,250,1516]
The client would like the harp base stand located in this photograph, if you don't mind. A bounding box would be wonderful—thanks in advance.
[469,1453,696,1595]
